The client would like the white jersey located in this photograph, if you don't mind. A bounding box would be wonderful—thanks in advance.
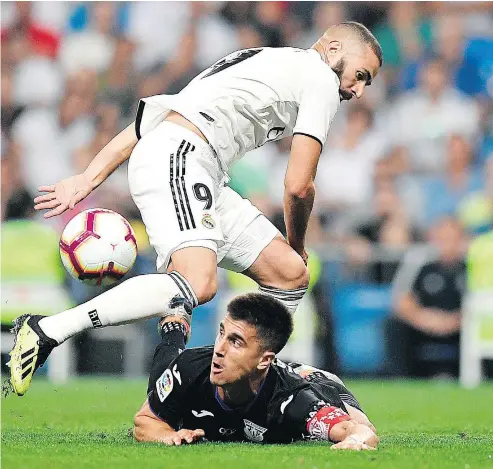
[135,47,340,173]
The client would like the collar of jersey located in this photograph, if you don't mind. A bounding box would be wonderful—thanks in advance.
[214,371,270,414]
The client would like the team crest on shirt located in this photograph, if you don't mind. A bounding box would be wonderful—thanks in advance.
[202,214,216,229]
[156,369,173,402]
[243,419,267,442]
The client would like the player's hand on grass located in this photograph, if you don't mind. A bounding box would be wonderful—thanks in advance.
[331,438,376,451]
[161,429,205,446]
[34,173,94,218]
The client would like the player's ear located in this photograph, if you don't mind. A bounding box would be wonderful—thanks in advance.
[327,40,342,55]
[257,351,275,371]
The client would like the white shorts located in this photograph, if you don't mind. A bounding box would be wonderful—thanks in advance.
[128,121,280,273]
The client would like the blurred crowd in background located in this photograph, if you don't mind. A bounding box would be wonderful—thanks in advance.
[2,1,493,380]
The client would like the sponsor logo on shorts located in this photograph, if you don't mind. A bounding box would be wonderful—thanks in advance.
[243,419,267,442]
[156,369,173,402]
[202,214,215,229]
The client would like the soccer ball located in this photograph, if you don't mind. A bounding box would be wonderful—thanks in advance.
[59,208,138,286]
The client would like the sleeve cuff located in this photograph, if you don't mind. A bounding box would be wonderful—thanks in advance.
[293,132,323,148]
[135,100,145,140]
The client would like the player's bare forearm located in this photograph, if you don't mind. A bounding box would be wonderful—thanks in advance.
[85,123,138,189]
[133,413,176,442]
[284,134,321,259]
[133,417,205,446]
[283,183,315,256]
[34,123,139,218]
[133,400,205,446]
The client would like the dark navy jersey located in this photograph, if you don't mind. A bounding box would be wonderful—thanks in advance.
[148,346,363,443]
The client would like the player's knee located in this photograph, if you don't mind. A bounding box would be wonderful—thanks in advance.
[284,257,310,290]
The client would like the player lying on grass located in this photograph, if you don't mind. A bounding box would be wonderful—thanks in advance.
[134,293,378,450]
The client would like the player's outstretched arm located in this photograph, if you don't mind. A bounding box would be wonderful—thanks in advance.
[133,400,205,446]
[34,123,138,218]
[283,134,321,264]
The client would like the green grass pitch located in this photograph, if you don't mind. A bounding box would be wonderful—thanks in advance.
[2,378,493,469]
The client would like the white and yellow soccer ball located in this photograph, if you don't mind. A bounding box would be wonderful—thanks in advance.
[59,209,138,286]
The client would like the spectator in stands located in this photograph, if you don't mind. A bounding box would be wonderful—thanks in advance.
[12,89,95,199]
[298,3,347,49]
[388,217,467,378]
[98,38,137,119]
[251,2,285,47]
[342,182,421,284]
[1,2,61,59]
[422,134,483,226]
[373,3,433,94]
[386,56,479,173]
[59,2,117,76]
[458,156,493,235]
[400,13,486,97]
[315,104,388,229]
[1,72,24,136]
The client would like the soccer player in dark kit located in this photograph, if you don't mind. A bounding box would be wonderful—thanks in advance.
[134,294,379,450]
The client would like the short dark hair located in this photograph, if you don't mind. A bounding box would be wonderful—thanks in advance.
[340,21,383,66]
[227,293,293,354]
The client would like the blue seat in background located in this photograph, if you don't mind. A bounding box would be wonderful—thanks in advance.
[330,283,392,374]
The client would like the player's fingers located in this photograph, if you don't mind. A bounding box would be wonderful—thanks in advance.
[34,200,61,210]
[38,185,55,193]
[172,435,182,446]
[177,430,193,443]
[43,204,68,219]
[193,429,205,438]
[362,444,376,451]
[34,193,57,204]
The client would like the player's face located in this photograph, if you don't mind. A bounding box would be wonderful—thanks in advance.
[333,45,380,102]
[210,315,268,386]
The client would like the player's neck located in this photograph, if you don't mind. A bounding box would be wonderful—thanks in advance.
[311,43,328,65]
[218,369,268,407]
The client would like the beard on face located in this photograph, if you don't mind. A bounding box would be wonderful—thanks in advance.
[331,57,352,102]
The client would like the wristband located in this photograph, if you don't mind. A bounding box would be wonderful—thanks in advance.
[306,406,351,441]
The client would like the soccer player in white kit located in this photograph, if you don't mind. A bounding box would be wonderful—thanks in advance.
[9,22,382,395]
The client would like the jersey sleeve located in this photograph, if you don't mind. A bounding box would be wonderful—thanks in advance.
[280,385,349,441]
[293,65,340,148]
[147,354,189,429]
[135,94,173,140]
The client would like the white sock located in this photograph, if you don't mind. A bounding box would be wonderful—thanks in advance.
[39,272,198,344]
[258,285,307,314]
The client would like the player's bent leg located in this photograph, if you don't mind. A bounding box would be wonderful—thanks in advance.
[169,245,218,304]
[8,270,203,396]
[244,235,310,314]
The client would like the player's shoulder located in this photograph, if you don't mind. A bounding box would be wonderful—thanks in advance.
[169,346,213,383]
[270,359,310,392]
[175,345,213,366]
[286,48,339,95]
